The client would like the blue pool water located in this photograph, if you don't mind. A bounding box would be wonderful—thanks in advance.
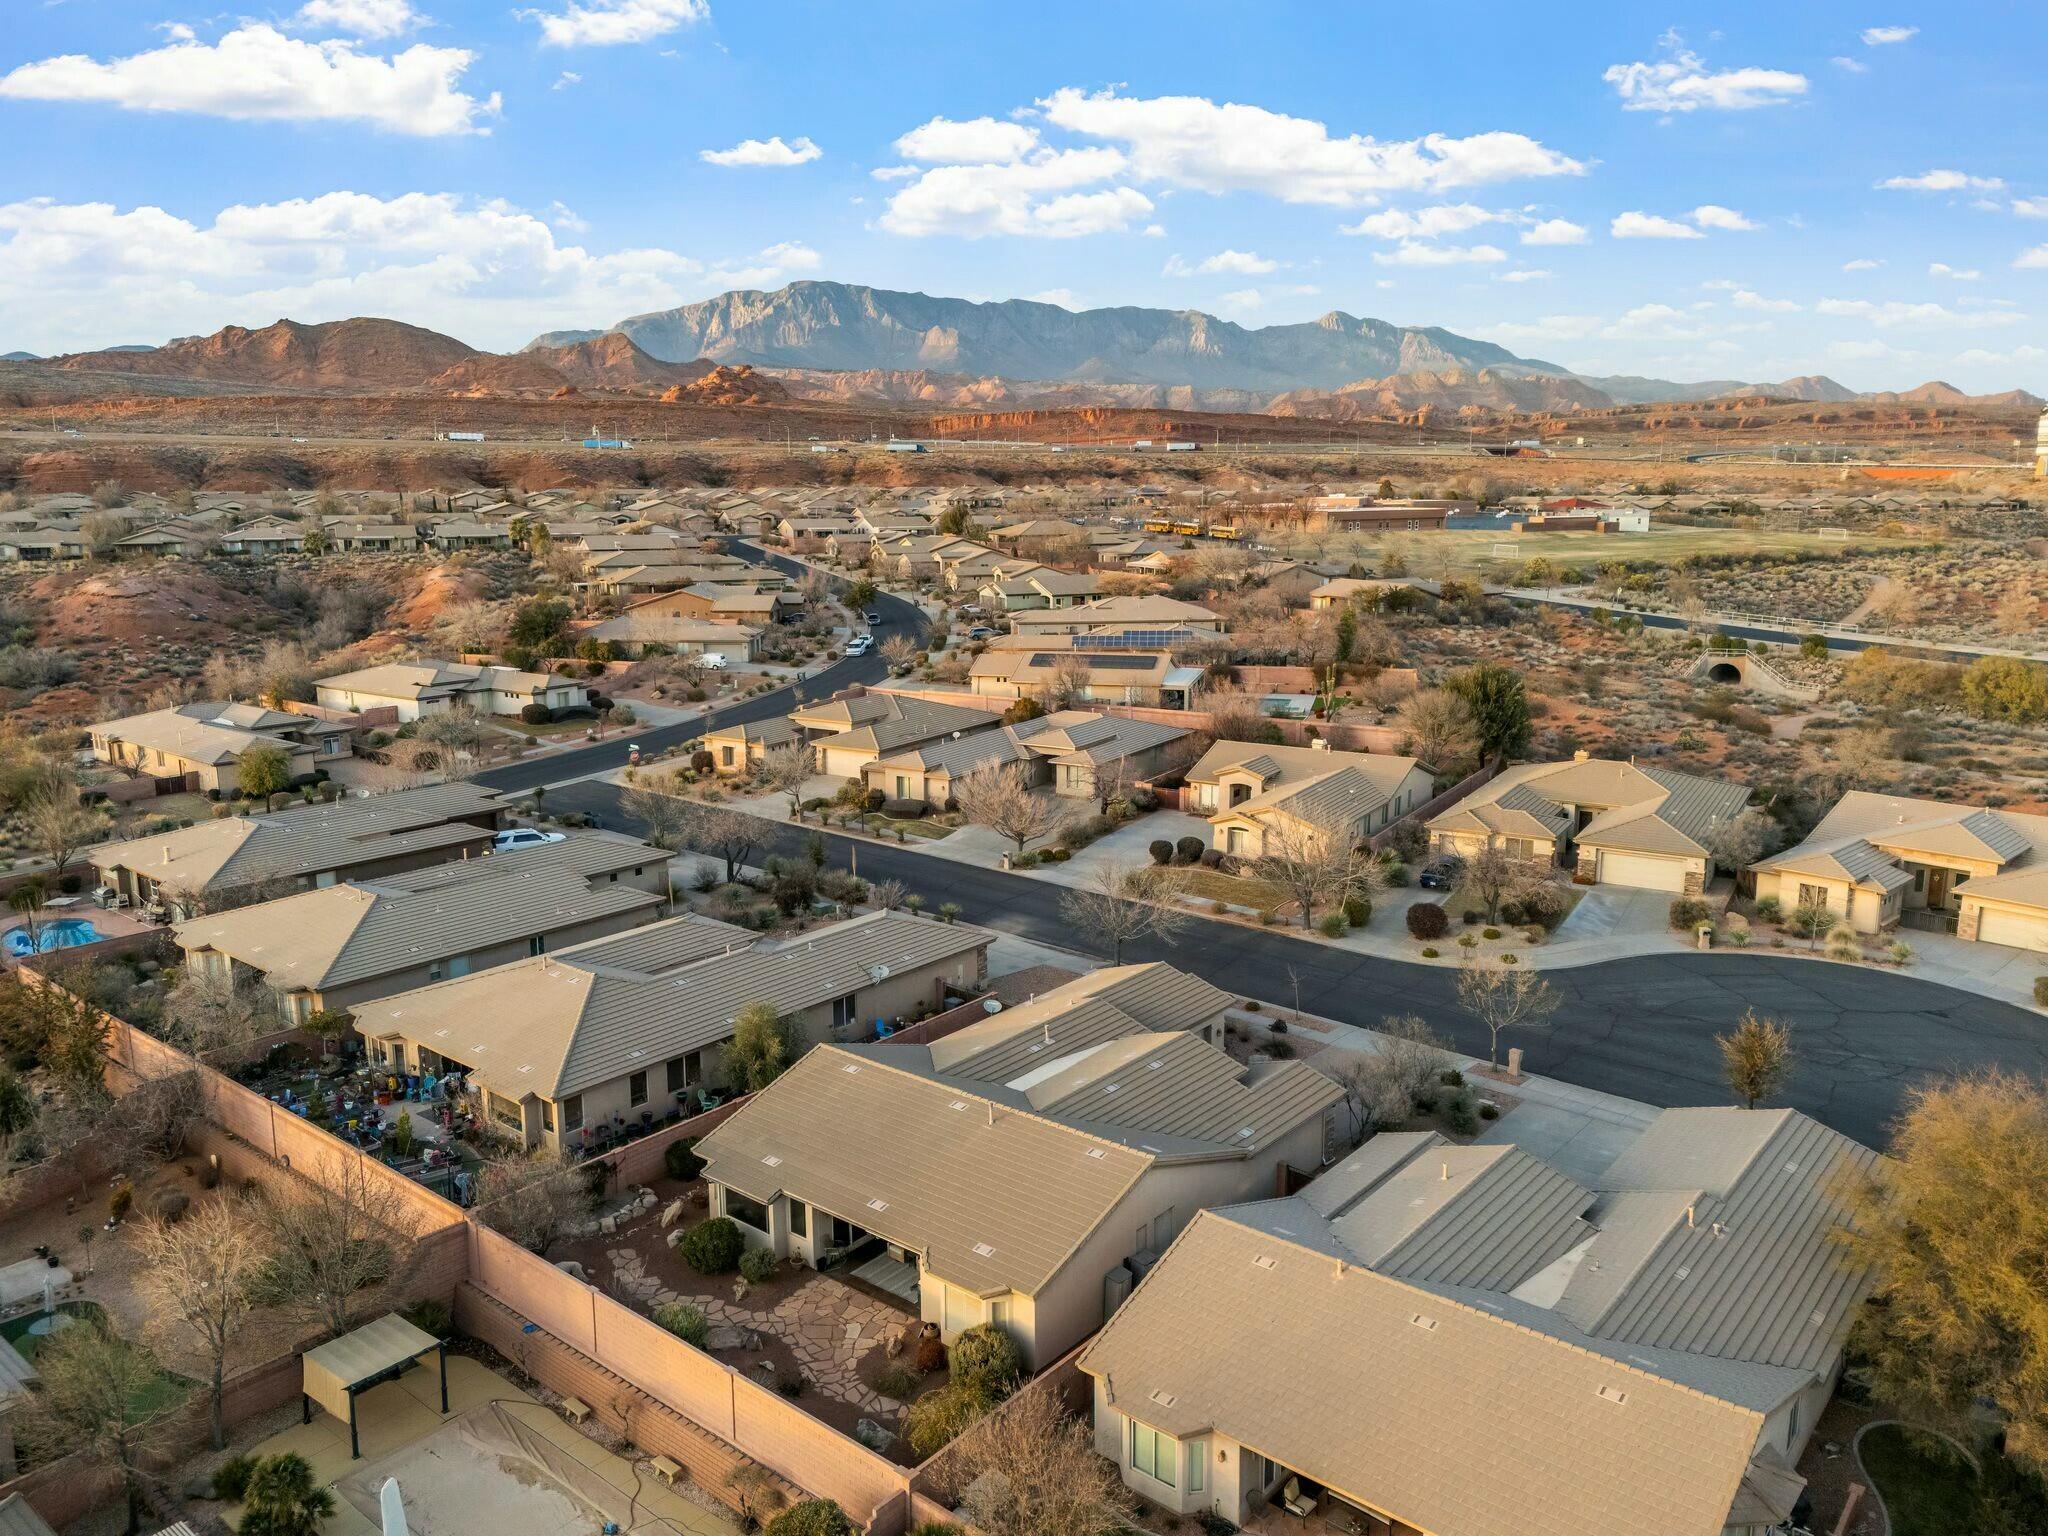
[4,918,102,958]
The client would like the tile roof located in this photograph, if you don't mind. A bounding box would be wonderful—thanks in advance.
[1430,758,1748,857]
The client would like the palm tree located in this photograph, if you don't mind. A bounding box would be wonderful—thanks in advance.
[239,1453,336,1536]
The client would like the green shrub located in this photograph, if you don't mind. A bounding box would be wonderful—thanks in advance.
[1342,895,1371,927]
[1444,1093,1479,1136]
[1753,895,1783,924]
[1406,902,1448,940]
[401,1298,451,1338]
[1669,896,1712,930]
[1318,912,1348,938]
[904,1380,995,1458]
[678,1216,745,1275]
[2033,976,2048,1008]
[948,1323,1022,1394]
[213,1453,258,1503]
[768,1500,856,1536]
[654,1301,709,1348]
[664,1137,704,1182]
[740,1246,781,1284]
[1481,926,1501,940]
[1174,835,1205,865]
[1420,946,1439,958]
[1440,1068,1464,1087]
[1149,839,1174,866]
[873,1364,922,1401]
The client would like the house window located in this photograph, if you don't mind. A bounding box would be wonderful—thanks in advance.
[1131,1421,1177,1488]
[528,935,547,956]
[1505,838,1534,859]
[788,1202,807,1238]
[667,1056,688,1093]
[832,994,859,1031]
[1187,1441,1204,1493]
[629,1071,648,1107]
[725,1190,770,1233]
[721,746,735,768]
[541,1100,556,1132]
[562,1095,583,1131]
[1797,883,1829,911]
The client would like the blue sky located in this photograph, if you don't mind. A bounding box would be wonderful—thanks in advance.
[2,1,2043,391]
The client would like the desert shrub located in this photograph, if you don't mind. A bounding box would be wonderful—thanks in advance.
[654,1301,710,1347]
[767,1500,856,1536]
[740,1246,781,1284]
[519,703,553,725]
[949,1322,1023,1394]
[665,1137,704,1182]
[873,1364,922,1401]
[1669,896,1711,930]
[904,1380,995,1459]
[1318,912,1348,937]
[1753,895,1783,923]
[1175,835,1205,865]
[2035,976,2048,1008]
[1481,926,1501,940]
[1343,895,1372,927]
[401,1298,452,1338]
[1199,848,1225,868]
[882,798,926,819]
[914,1334,947,1374]
[213,1454,258,1502]
[1518,884,1570,929]
[1148,839,1174,866]
[678,1216,744,1275]
[1406,902,1448,940]
[1445,1093,1479,1136]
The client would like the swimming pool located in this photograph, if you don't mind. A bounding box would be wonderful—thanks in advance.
[3,918,103,958]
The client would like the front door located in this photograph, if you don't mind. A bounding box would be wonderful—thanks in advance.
[1926,869,1953,909]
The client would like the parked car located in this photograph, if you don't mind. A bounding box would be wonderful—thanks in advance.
[967,625,995,639]
[1417,859,1459,891]
[863,609,881,625]
[845,634,874,655]
[700,653,729,670]
[493,827,567,852]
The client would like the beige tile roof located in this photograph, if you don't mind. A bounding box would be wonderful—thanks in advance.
[1430,757,1747,857]
[1756,791,2048,894]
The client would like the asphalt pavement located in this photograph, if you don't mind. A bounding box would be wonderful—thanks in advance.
[548,776,2048,1148]
[474,543,923,796]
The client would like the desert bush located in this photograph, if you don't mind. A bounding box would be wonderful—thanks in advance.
[1175,835,1205,865]
[1318,912,1348,937]
[904,1380,995,1459]
[664,1138,704,1182]
[1406,903,1448,940]
[767,1500,856,1536]
[654,1301,710,1347]
[1753,895,1782,924]
[519,703,553,725]
[740,1246,780,1284]
[1148,839,1174,866]
[1669,897,1711,930]
[213,1454,258,1502]
[882,798,926,819]
[949,1323,1023,1394]
[873,1364,922,1401]
[678,1216,744,1275]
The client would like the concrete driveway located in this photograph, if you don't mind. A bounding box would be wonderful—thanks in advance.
[1553,886,1672,944]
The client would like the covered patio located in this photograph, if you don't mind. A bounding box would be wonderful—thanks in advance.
[301,1312,449,1460]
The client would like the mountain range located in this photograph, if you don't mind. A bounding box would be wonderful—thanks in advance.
[10,282,2041,416]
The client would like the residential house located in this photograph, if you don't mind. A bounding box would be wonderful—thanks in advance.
[1751,790,2048,947]
[0,529,87,562]
[88,701,352,794]
[968,648,1202,711]
[574,611,759,663]
[1190,741,1433,858]
[425,520,513,552]
[326,523,421,554]
[696,963,1342,1368]
[1308,577,1413,610]
[787,691,1002,780]
[172,830,670,1023]
[875,535,986,583]
[315,661,589,722]
[661,583,795,625]
[700,716,802,775]
[863,710,1193,807]
[91,782,504,918]
[1010,595,1225,639]
[978,567,1103,613]
[1429,754,1750,894]
[219,516,307,556]
[987,517,1090,556]
[1081,1107,1877,1536]
[350,909,992,1151]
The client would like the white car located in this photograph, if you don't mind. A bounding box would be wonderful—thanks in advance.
[493,827,567,852]
[700,653,729,670]
[845,634,874,655]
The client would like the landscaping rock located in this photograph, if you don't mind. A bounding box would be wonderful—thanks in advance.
[599,1214,618,1236]
[664,1228,685,1249]
[704,1323,762,1352]
[660,1198,686,1229]
[554,1259,588,1282]
[855,1419,896,1453]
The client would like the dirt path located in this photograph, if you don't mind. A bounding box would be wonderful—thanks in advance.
[1840,574,1898,629]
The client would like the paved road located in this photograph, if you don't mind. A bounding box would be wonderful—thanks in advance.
[474,544,924,795]
[552,778,2047,1148]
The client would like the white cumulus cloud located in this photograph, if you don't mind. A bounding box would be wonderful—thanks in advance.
[2012,197,2048,219]
[1603,36,1807,112]
[1165,250,1279,276]
[524,0,709,48]
[2017,245,2048,270]
[0,23,497,136]
[1496,269,1550,283]
[1341,204,1501,240]
[1880,169,2006,192]
[700,136,821,167]
[1369,242,1507,267]
[0,191,815,354]
[1842,257,1883,270]
[294,0,423,37]
[1611,211,1704,240]
[1689,204,1759,231]
[1928,262,1981,280]
[1731,290,1801,312]
[893,117,1041,164]
[1521,218,1588,246]
[1035,87,1584,203]
[1860,25,1918,45]
[1816,297,2026,328]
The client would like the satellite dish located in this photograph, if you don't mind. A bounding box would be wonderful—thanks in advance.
[982,998,1003,1014]
[869,962,891,983]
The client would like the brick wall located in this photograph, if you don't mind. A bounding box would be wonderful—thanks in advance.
[600,1094,755,1187]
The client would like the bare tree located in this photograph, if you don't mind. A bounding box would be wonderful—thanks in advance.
[160,967,275,1057]
[18,1320,177,1535]
[474,1148,588,1258]
[878,634,917,671]
[133,1199,267,1448]
[1455,959,1560,1070]
[250,1151,408,1337]
[19,785,108,884]
[621,773,693,853]
[951,1383,1135,1536]
[1057,861,1187,964]
[758,743,817,820]
[1704,808,1779,874]
[1043,653,1095,711]
[414,704,492,781]
[683,800,761,884]
[953,762,1061,857]
[1394,688,1480,773]
[1462,841,1540,925]
[868,878,908,912]
[1250,816,1378,929]
[1717,1009,1793,1109]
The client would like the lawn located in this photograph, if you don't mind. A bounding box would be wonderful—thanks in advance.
[2,1303,191,1420]
[1858,1425,2048,1536]
[1167,866,1290,912]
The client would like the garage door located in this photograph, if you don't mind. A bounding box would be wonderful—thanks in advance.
[1596,851,1687,892]
[820,747,869,781]
[1971,903,2048,952]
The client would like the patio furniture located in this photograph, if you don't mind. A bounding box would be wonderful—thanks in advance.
[649,1455,684,1486]
[561,1396,592,1425]
[1283,1478,1320,1519]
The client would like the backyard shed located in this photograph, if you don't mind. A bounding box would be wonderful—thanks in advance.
[302,1313,448,1459]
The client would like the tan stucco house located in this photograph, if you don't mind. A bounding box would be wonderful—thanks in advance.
[1429,754,1750,894]
[89,700,352,794]
[786,691,1002,781]
[1751,791,2048,947]
[315,661,589,722]
[1082,1106,1877,1536]
[1188,741,1433,859]
[695,963,1342,1369]
[862,710,1192,808]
